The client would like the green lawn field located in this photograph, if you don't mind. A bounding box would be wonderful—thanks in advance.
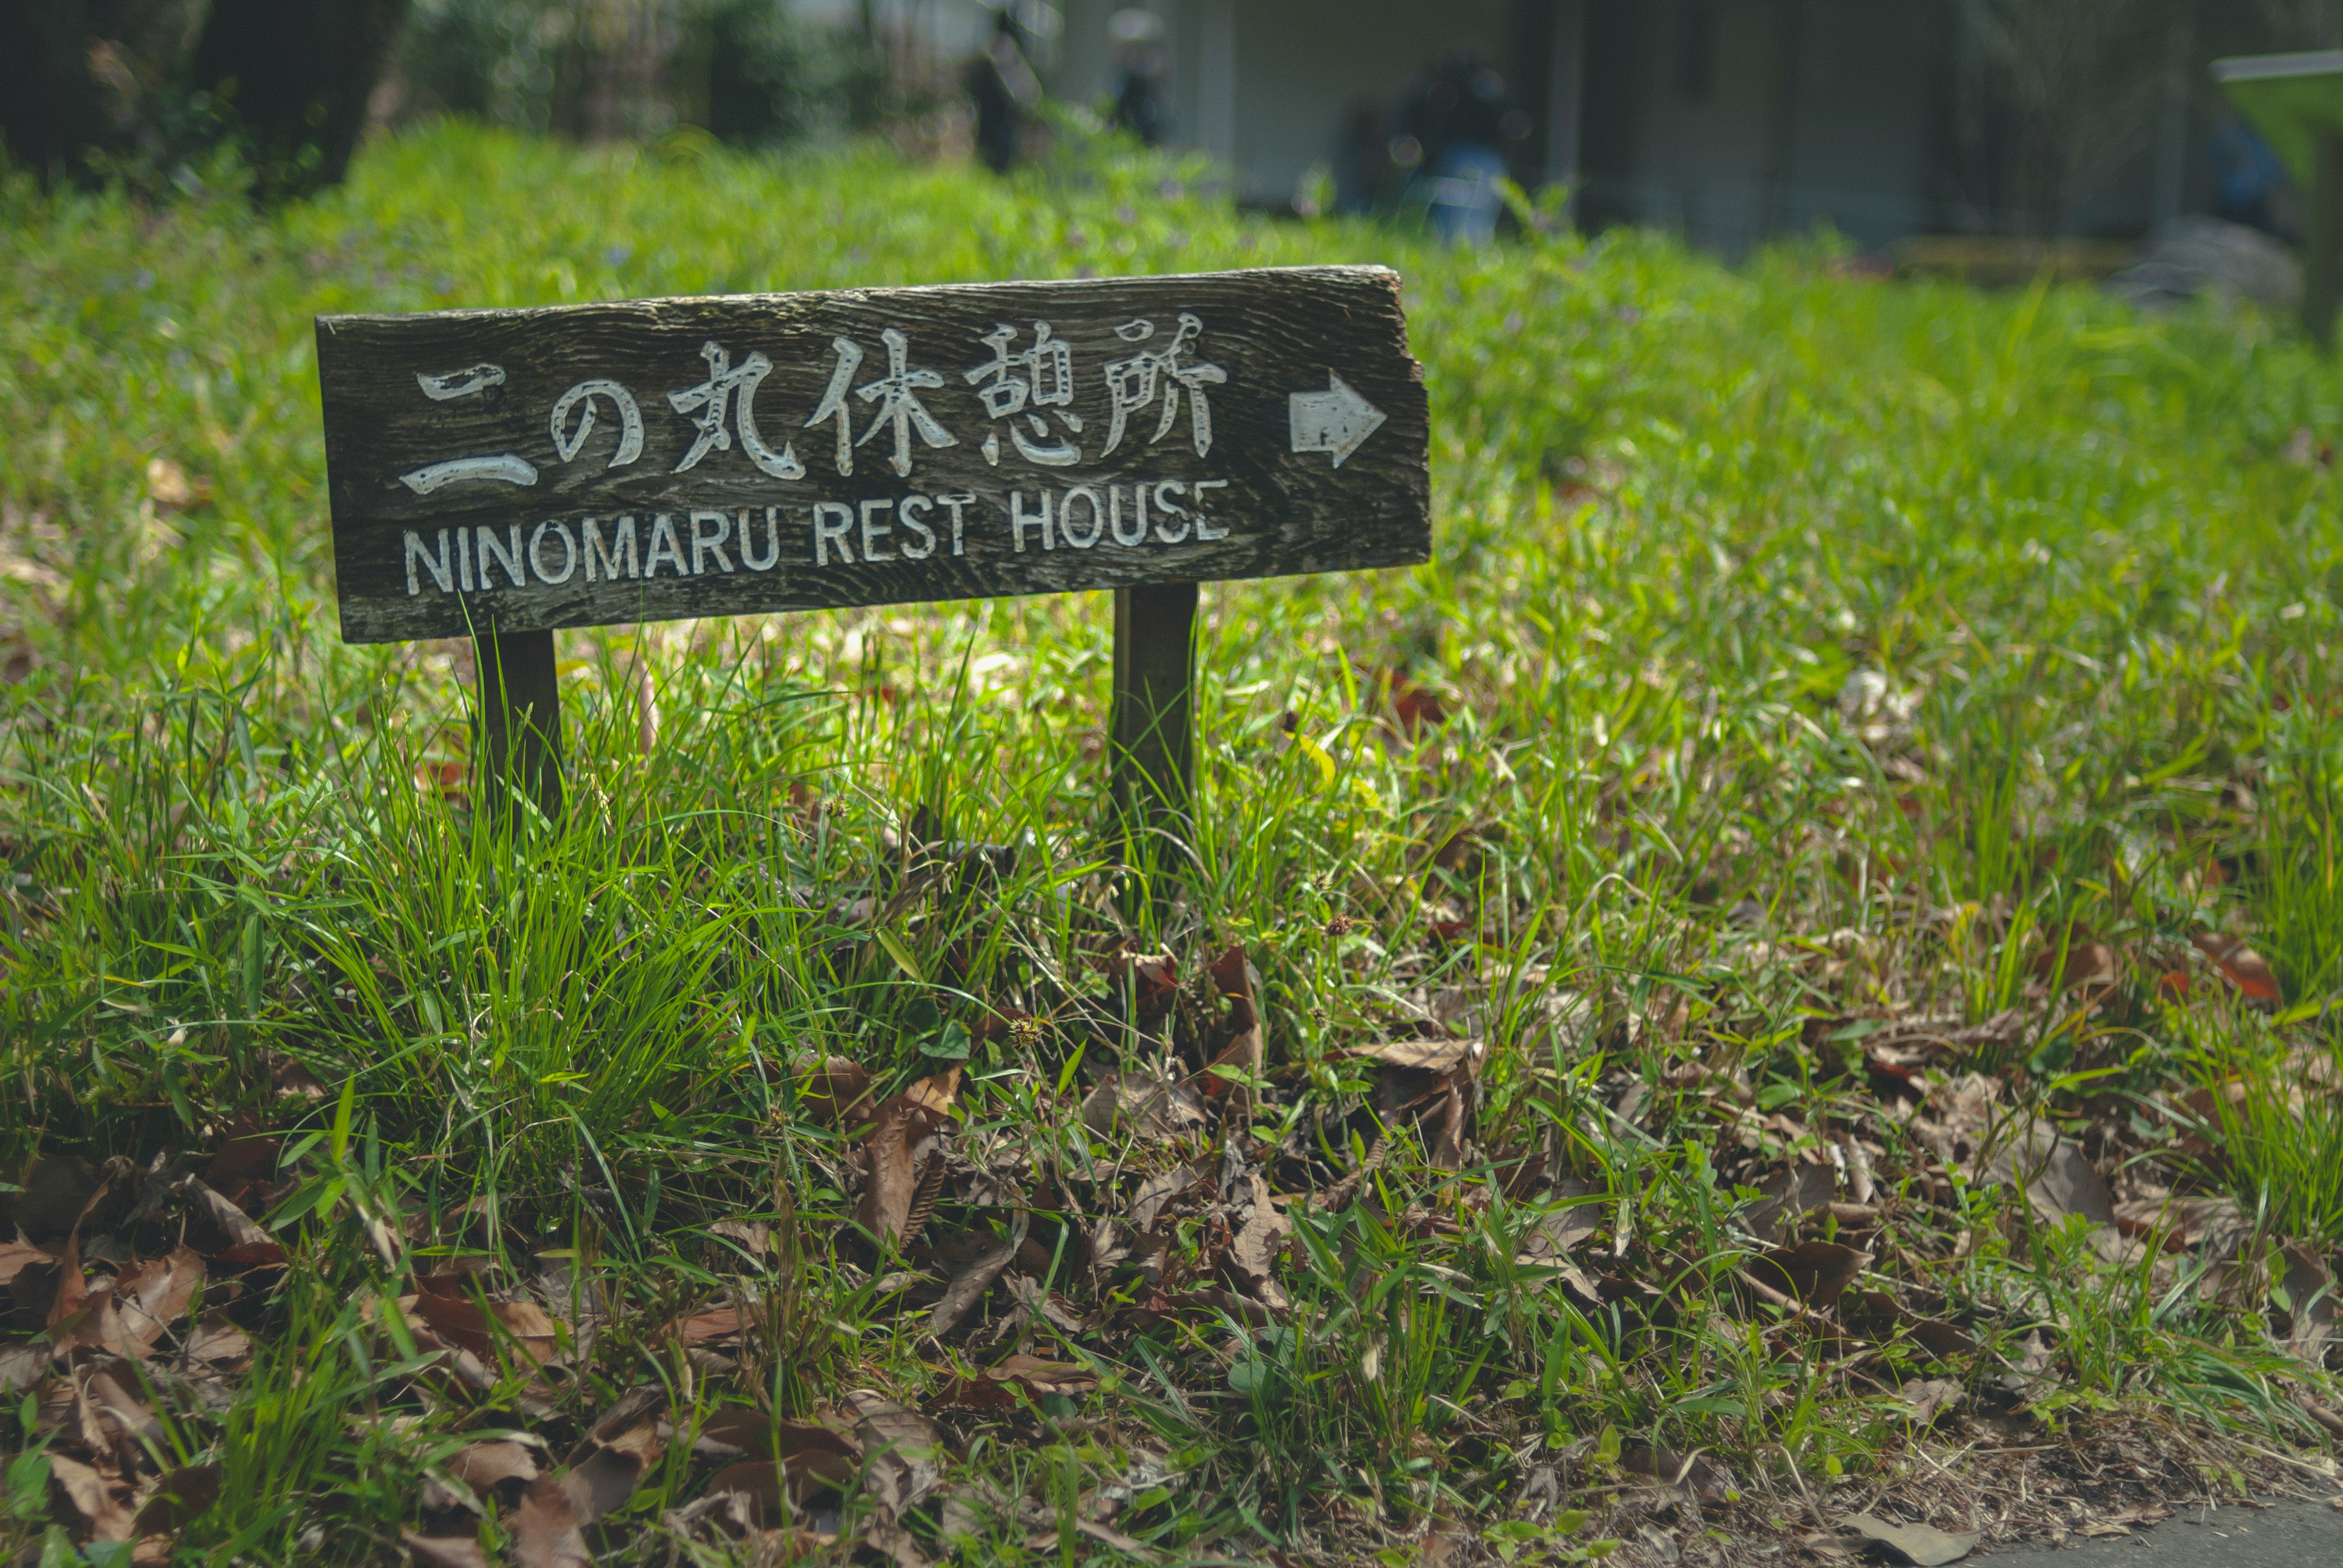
[5,123,2343,1566]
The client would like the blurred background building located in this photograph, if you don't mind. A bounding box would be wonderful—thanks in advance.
[1049,0,2342,254]
[7,0,2343,264]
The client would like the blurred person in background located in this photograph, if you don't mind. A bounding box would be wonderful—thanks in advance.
[1396,45,1523,243]
[969,5,1041,174]
[1106,8,1167,148]
[1334,97,1390,215]
[2209,111,2291,239]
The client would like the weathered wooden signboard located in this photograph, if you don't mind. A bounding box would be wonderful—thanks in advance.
[316,264,1429,835]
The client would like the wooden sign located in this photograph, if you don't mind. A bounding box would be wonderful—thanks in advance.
[316,266,1427,643]
[312,264,1430,838]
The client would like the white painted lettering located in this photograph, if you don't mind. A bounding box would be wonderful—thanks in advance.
[549,380,644,469]
[739,507,782,571]
[477,524,525,589]
[1102,314,1225,459]
[585,515,638,581]
[529,521,577,584]
[399,455,539,495]
[668,342,802,479]
[813,502,856,565]
[689,509,735,574]
[1109,484,1149,546]
[1193,478,1231,541]
[404,529,453,596]
[1152,480,1190,543]
[456,526,474,591]
[1011,489,1054,552]
[1060,485,1103,549]
[860,498,896,562]
[643,514,688,578]
[898,495,936,559]
[937,492,974,557]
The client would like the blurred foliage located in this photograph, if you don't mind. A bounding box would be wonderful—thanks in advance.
[394,0,897,145]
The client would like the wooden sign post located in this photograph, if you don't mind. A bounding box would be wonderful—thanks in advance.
[316,266,1429,848]
[2215,52,2343,351]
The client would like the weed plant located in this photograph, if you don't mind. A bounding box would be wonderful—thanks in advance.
[4,123,2343,1564]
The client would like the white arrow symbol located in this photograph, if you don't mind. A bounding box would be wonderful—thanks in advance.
[1288,371,1386,467]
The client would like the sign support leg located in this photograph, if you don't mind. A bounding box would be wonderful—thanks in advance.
[1110,582,1198,873]
[2312,128,2343,354]
[476,629,562,823]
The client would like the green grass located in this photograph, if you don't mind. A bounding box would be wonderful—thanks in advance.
[7,121,2343,1564]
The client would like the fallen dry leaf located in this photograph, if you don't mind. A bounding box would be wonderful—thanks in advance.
[183,1308,252,1370]
[116,1246,205,1356]
[1752,1241,1869,1308]
[705,1219,772,1257]
[1898,1377,1965,1425]
[47,1226,136,1360]
[402,1529,496,1568]
[1839,1512,1977,1565]
[2282,1241,2336,1363]
[1378,667,1449,734]
[2192,932,2281,1003]
[1080,1072,1205,1139]
[562,1388,667,1523]
[145,457,208,509]
[1225,1171,1291,1311]
[670,1305,748,1348]
[1988,1123,2117,1233]
[929,1209,1029,1339]
[8,1155,102,1238]
[1348,1037,1484,1075]
[1515,1199,1601,1264]
[408,1287,561,1366]
[863,1517,928,1568]
[798,1057,873,1126]
[1127,951,1179,1016]
[689,1406,861,1501]
[129,1461,220,1535]
[450,1440,540,1494]
[47,1451,137,1542]
[82,1363,166,1455]
[1908,1318,1980,1359]
[0,1343,47,1394]
[847,1389,942,1515]
[186,1177,273,1250]
[2112,1194,2246,1255]
[1746,1163,1836,1243]
[933,1353,1101,1409]
[856,1079,956,1251]
[511,1473,590,1568]
[903,1066,961,1118]
[2033,941,2119,993]
[1202,944,1265,1107]
[1127,1165,1199,1232]
[1620,1445,1736,1504]
[700,1458,788,1526]
[0,1240,54,1285]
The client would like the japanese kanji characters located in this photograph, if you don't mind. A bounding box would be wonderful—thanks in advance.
[549,378,644,470]
[393,310,1235,509]
[964,321,1084,467]
[666,340,804,479]
[806,328,959,479]
[397,363,539,494]
[1101,313,1225,460]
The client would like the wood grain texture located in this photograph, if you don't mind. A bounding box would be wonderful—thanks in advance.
[476,630,562,821]
[315,266,1428,642]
